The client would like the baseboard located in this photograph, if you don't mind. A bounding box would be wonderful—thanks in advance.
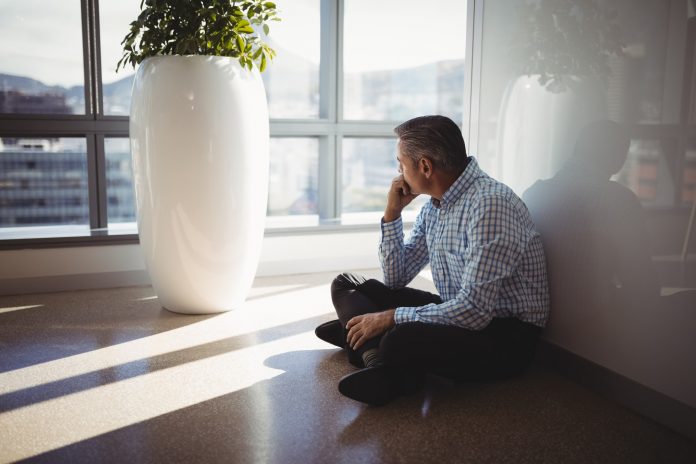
[0,270,151,296]
[537,340,696,442]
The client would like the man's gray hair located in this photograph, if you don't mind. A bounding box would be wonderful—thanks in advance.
[394,115,468,174]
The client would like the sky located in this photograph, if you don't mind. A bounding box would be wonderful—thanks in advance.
[0,0,468,87]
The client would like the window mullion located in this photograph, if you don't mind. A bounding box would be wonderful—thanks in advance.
[86,134,100,229]
[80,0,95,118]
[335,0,345,125]
[91,0,104,118]
[318,136,337,220]
[468,0,484,156]
[461,0,478,145]
[87,0,107,229]
[317,0,341,220]
[319,0,338,122]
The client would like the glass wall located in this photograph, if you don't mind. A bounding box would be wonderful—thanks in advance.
[477,0,696,283]
[477,0,696,404]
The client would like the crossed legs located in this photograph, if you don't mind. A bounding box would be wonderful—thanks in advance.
[322,273,542,405]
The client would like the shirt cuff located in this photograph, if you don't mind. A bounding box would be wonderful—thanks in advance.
[394,306,418,324]
[381,216,403,241]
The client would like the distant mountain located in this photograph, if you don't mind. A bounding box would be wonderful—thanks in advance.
[0,72,133,95]
[1,49,465,118]
[102,74,135,99]
[0,72,134,114]
[0,73,71,94]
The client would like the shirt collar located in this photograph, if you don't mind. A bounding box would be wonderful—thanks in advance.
[431,157,482,209]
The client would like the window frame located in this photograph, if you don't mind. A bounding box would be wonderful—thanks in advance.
[0,0,477,250]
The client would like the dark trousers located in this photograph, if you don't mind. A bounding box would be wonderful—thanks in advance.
[331,273,542,382]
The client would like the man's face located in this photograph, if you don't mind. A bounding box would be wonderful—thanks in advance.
[396,142,424,194]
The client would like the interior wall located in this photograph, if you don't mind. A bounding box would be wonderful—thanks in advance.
[476,0,696,409]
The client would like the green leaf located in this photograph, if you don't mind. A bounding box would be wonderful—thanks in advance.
[260,53,267,72]
[118,0,279,71]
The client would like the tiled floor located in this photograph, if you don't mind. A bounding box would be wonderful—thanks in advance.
[1,270,695,463]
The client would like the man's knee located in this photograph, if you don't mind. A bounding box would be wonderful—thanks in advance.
[331,272,367,294]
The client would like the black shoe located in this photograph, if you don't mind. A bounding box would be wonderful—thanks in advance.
[315,319,365,368]
[314,319,344,348]
[338,366,396,406]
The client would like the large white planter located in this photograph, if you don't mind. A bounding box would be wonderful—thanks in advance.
[130,56,269,314]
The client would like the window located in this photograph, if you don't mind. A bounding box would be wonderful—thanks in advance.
[0,137,89,237]
[105,137,136,226]
[0,0,471,244]
[0,0,85,115]
[262,0,321,119]
[99,0,142,116]
[343,0,468,123]
[341,137,427,223]
[267,137,320,226]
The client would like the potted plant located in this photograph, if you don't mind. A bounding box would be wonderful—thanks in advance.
[496,0,625,194]
[118,0,280,314]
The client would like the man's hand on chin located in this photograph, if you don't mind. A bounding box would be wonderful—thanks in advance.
[346,309,396,350]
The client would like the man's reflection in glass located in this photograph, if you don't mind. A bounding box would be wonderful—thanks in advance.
[523,120,695,321]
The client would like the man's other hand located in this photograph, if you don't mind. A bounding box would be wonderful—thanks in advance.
[384,175,418,223]
[346,309,396,350]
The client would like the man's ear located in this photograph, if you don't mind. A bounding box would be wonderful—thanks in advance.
[419,157,433,178]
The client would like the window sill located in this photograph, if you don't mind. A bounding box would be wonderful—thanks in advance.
[0,215,418,250]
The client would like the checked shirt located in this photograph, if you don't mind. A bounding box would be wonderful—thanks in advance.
[379,158,550,330]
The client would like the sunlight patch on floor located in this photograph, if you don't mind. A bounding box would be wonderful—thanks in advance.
[0,330,331,462]
[0,283,333,396]
[0,305,43,315]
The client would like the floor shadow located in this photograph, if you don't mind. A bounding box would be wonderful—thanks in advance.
[18,349,696,464]
[0,289,213,373]
[0,313,336,413]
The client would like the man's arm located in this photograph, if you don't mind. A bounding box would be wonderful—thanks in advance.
[380,212,429,289]
[394,195,526,330]
[380,172,430,289]
[345,177,430,350]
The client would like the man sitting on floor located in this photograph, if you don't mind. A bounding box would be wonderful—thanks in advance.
[315,115,550,406]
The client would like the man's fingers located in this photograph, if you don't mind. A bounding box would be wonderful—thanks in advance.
[350,330,364,350]
[347,324,360,347]
[346,315,361,329]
